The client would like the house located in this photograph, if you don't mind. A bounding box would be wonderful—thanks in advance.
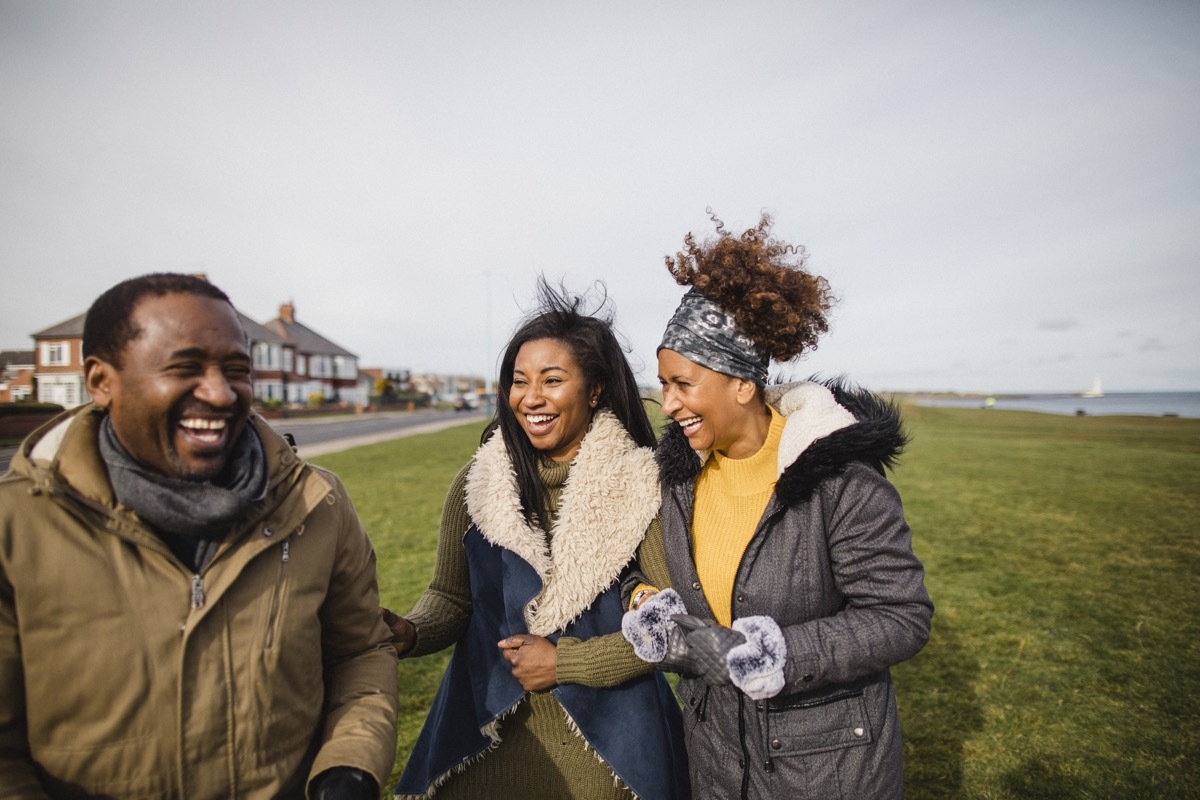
[31,314,89,408]
[20,297,361,409]
[0,350,35,403]
[262,303,361,405]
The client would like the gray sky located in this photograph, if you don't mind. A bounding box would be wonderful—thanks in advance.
[2,1,1197,393]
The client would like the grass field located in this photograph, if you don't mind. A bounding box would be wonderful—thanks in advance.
[312,405,1200,799]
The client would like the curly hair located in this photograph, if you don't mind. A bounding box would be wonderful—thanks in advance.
[665,210,834,361]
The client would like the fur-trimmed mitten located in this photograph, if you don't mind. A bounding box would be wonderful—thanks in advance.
[727,616,788,700]
[621,588,687,662]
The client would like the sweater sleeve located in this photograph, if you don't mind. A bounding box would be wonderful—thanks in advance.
[555,631,652,688]
[404,463,475,656]
[634,515,672,591]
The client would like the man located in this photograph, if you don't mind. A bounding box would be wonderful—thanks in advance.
[0,274,398,798]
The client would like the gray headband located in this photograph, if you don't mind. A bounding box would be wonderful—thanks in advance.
[659,287,769,384]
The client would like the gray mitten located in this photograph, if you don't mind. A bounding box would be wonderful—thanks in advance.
[728,616,788,700]
[621,588,687,662]
[671,614,747,686]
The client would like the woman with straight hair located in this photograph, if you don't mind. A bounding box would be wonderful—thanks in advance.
[622,212,933,799]
[384,280,689,800]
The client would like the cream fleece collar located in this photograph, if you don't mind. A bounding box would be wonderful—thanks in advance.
[765,381,858,476]
[465,409,660,636]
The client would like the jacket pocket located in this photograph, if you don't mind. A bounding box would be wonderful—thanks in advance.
[765,688,873,756]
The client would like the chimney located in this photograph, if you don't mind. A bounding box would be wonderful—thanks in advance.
[279,302,295,324]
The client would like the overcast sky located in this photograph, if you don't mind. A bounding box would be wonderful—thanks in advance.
[2,1,1197,393]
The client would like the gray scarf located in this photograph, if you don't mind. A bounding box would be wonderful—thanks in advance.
[99,414,268,569]
[659,287,769,384]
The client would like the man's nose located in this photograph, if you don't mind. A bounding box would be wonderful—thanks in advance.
[195,367,237,407]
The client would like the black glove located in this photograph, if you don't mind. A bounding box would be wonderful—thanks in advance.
[310,767,378,800]
[667,614,747,686]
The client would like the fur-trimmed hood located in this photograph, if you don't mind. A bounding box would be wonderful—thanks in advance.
[656,377,907,507]
[465,409,660,636]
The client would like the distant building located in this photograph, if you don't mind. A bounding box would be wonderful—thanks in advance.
[262,303,361,405]
[31,314,88,408]
[0,350,35,403]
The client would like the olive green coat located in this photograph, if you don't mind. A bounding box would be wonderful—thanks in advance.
[0,406,398,798]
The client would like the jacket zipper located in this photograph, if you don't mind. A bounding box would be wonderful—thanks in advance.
[191,574,205,609]
[264,540,290,649]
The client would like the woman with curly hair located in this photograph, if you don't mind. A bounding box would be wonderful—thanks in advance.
[622,212,933,799]
[384,280,689,800]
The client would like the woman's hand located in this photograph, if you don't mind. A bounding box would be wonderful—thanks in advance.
[498,634,558,691]
[379,607,416,657]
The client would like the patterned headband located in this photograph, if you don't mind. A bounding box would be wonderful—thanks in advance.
[658,288,769,384]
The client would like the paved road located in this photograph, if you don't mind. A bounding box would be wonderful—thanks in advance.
[268,409,488,458]
[0,409,489,474]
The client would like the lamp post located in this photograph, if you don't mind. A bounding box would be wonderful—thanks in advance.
[484,270,493,415]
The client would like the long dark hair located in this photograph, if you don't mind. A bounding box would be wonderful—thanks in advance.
[486,278,655,525]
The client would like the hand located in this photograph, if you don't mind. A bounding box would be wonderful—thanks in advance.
[310,766,378,800]
[669,614,747,686]
[379,606,416,657]
[498,634,558,691]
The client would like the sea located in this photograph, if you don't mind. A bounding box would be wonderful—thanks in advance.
[911,392,1200,419]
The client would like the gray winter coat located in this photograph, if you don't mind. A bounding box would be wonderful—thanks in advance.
[655,380,933,800]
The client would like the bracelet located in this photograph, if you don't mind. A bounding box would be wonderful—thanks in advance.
[632,589,655,610]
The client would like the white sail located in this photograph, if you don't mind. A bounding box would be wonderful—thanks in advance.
[1081,376,1104,398]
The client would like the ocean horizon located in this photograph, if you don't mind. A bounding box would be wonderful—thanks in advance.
[911,391,1200,419]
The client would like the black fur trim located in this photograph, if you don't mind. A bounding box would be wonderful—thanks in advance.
[656,422,702,487]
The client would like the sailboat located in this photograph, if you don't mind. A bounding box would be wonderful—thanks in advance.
[1080,376,1104,398]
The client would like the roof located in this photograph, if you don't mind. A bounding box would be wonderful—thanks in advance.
[0,350,35,367]
[32,313,86,338]
[236,312,288,345]
[264,318,357,359]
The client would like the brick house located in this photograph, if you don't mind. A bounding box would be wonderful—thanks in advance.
[262,303,360,405]
[31,314,89,408]
[0,350,35,403]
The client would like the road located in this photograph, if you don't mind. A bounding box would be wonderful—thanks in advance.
[0,409,489,474]
[267,409,488,458]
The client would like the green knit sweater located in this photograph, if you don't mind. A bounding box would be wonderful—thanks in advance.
[403,457,658,799]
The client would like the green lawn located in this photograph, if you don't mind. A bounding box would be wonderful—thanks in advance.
[313,406,1200,799]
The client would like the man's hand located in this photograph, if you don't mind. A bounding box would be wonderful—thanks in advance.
[498,634,558,691]
[310,766,378,800]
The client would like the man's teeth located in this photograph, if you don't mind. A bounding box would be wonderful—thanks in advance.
[181,418,227,431]
[526,414,557,424]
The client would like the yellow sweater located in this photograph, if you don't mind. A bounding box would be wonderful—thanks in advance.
[693,407,785,626]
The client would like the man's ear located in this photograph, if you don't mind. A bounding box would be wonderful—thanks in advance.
[84,356,115,409]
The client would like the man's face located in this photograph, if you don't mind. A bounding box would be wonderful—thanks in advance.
[86,292,253,482]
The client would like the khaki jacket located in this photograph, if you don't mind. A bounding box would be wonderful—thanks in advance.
[0,406,398,798]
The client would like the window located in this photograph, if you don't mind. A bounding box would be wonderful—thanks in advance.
[41,341,70,366]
